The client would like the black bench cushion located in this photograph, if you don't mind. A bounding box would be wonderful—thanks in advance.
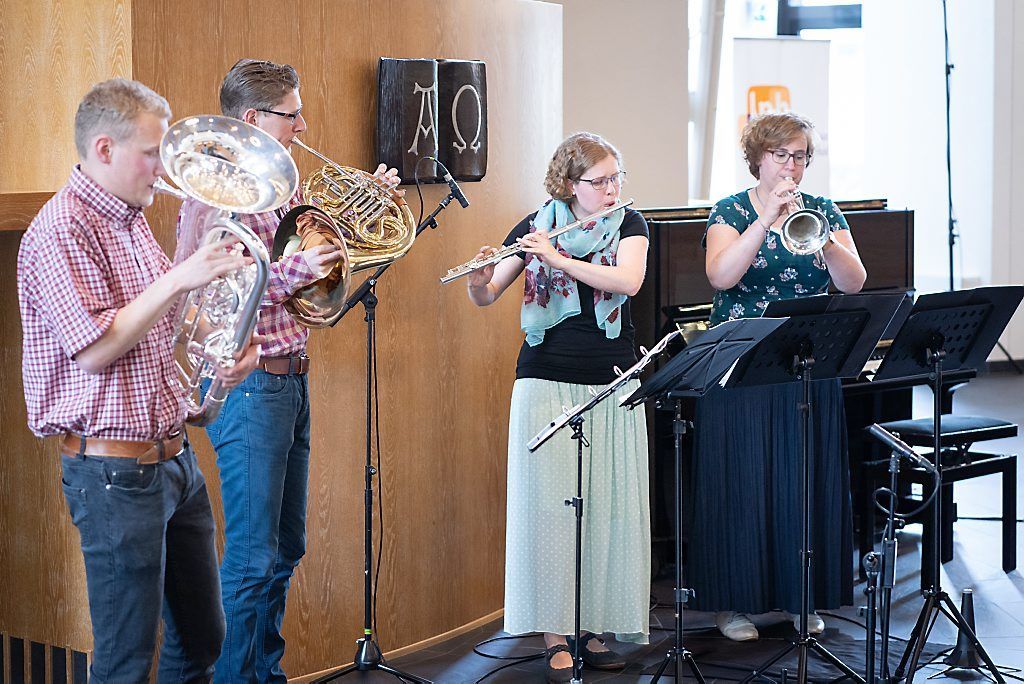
[877,415,1018,447]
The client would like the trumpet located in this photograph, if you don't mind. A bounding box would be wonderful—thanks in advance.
[439,199,633,284]
[778,177,830,255]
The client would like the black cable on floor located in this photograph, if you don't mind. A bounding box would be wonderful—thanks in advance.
[471,634,545,683]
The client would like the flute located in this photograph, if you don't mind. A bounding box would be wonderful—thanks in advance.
[439,198,633,284]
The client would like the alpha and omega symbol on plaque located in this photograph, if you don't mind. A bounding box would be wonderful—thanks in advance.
[377,58,488,183]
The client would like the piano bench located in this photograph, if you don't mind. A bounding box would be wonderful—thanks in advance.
[874,415,1018,589]
[879,415,1018,454]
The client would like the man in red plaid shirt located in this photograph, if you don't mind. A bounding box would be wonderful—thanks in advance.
[175,59,400,683]
[18,78,261,682]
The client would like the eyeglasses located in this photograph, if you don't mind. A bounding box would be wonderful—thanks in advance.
[767,149,811,166]
[257,108,303,122]
[574,171,627,191]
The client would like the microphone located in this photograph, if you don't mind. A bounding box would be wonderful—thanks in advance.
[867,424,938,474]
[442,171,470,208]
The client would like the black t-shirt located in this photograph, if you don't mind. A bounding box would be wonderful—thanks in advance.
[502,207,650,385]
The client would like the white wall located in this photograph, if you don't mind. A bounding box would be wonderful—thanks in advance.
[992,0,1024,357]
[862,0,1024,359]
[862,0,993,296]
[556,0,689,207]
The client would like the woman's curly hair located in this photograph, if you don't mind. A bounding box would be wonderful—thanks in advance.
[740,112,815,179]
[544,132,623,201]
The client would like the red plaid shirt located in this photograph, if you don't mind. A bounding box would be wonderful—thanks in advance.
[18,167,186,440]
[176,196,316,357]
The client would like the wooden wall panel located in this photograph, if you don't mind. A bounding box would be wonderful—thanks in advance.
[132,0,562,677]
[0,231,93,651]
[0,0,132,194]
[0,0,130,652]
[0,0,561,676]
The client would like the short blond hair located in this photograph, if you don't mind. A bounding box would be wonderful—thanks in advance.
[220,58,300,119]
[544,132,623,201]
[74,78,171,158]
[740,112,815,179]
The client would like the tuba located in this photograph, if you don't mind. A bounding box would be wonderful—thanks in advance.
[272,139,416,327]
[159,115,299,425]
[779,177,830,255]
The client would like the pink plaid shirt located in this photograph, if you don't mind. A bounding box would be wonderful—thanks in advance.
[18,167,187,440]
[176,196,316,358]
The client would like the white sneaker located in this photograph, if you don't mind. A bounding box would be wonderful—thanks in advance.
[792,612,825,635]
[716,611,759,641]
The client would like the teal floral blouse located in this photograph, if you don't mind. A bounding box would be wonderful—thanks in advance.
[705,190,851,325]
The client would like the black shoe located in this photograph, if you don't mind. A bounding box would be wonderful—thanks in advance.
[545,644,574,683]
[567,632,627,670]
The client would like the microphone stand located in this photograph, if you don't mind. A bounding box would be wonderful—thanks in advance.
[314,189,460,684]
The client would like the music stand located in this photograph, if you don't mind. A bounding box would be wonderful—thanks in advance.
[527,329,682,684]
[725,296,898,684]
[621,317,789,684]
[311,189,465,684]
[874,286,1024,684]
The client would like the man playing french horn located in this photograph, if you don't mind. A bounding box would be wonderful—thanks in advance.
[17,78,262,683]
[174,58,402,684]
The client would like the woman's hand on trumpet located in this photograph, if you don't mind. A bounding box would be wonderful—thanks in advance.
[759,178,798,226]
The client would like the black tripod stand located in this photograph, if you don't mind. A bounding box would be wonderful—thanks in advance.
[528,329,688,683]
[312,188,464,684]
[739,344,865,684]
[719,298,897,684]
[892,342,1003,684]
[863,286,1024,683]
[649,402,704,684]
[622,317,790,683]
[863,423,939,684]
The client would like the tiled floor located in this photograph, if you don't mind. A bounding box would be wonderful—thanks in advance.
[338,371,1024,682]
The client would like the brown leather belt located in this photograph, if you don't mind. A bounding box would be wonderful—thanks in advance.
[258,354,310,375]
[61,432,185,465]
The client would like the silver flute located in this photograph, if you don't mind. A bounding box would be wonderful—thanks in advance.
[439,198,633,284]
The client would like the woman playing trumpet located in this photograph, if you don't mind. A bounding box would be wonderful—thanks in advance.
[467,132,650,682]
[693,112,866,641]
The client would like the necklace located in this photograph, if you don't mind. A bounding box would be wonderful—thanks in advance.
[754,185,768,208]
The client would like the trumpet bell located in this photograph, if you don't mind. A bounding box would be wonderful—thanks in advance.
[781,208,830,255]
[161,115,299,214]
[273,206,353,327]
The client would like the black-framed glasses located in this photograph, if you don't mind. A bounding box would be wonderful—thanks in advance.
[257,108,303,122]
[574,170,627,191]
[768,149,811,166]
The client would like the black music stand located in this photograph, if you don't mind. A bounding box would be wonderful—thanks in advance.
[528,329,681,684]
[311,188,465,684]
[726,297,897,684]
[621,317,789,684]
[873,286,1024,684]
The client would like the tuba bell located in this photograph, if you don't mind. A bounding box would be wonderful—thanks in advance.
[779,178,830,255]
[272,138,416,327]
[159,115,299,425]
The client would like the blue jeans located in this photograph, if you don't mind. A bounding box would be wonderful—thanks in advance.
[203,371,310,683]
[60,445,224,683]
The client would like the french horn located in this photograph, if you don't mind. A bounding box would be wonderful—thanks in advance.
[274,139,416,328]
[159,115,299,425]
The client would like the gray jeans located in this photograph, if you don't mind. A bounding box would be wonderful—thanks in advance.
[60,444,224,683]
